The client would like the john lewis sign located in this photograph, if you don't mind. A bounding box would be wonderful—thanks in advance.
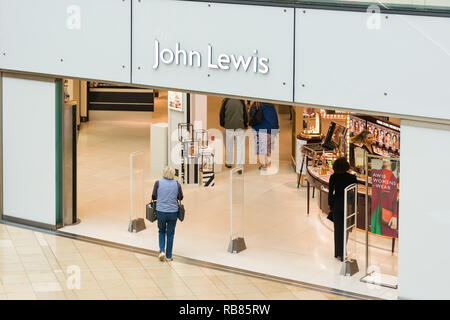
[132,0,293,101]
[153,40,270,74]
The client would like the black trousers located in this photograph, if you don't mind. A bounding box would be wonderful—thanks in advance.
[333,210,345,259]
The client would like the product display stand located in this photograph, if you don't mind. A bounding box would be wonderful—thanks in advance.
[177,123,194,184]
[228,166,246,253]
[360,153,400,289]
[340,183,359,276]
[178,123,216,187]
[196,129,215,187]
[182,140,200,185]
[200,150,215,187]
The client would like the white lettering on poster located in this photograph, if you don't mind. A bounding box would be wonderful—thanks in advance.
[152,40,269,74]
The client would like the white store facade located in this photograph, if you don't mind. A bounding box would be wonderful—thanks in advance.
[0,0,449,300]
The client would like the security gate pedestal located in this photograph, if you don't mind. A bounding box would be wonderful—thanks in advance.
[340,259,359,276]
[228,237,246,254]
[128,218,146,233]
[228,167,246,254]
[128,151,146,233]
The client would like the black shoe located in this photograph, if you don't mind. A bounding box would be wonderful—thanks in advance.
[238,170,243,175]
[225,164,232,169]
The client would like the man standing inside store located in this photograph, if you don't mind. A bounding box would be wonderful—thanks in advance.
[219,98,248,169]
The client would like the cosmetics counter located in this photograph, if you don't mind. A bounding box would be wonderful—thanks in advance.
[301,115,400,233]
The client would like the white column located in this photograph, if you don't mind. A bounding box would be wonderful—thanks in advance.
[398,120,450,299]
[150,123,168,175]
[1,74,57,226]
[190,94,207,130]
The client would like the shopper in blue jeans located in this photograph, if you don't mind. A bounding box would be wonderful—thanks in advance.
[152,166,183,262]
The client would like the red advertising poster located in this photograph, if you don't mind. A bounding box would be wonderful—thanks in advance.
[370,161,399,238]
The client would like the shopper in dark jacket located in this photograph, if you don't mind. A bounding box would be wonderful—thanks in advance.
[328,158,357,261]
[152,166,183,262]
[219,98,248,168]
[250,102,279,169]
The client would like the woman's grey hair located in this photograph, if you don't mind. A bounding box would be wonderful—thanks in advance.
[162,166,176,180]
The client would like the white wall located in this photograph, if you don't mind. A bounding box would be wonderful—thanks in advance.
[2,75,57,226]
[399,120,450,299]
[295,8,450,121]
[0,0,131,83]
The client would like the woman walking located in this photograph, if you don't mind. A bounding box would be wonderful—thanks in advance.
[249,102,279,169]
[152,166,183,262]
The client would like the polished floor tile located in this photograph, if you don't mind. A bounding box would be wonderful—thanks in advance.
[1,207,353,300]
[234,292,267,300]
[132,286,166,300]
[75,289,107,300]
[226,283,262,295]
[35,291,67,300]
[6,292,37,300]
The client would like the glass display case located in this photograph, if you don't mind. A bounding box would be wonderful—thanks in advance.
[194,129,208,149]
[178,123,193,142]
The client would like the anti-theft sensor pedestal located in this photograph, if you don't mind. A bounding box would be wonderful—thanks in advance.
[228,237,247,254]
[340,259,359,276]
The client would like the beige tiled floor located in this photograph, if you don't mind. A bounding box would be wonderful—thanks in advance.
[0,224,352,300]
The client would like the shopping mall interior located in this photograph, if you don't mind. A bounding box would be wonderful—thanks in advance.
[60,79,400,299]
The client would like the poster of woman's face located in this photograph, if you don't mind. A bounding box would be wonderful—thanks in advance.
[379,130,385,144]
[368,125,373,133]
[354,121,360,133]
[359,121,365,132]
[349,119,354,135]
[392,134,398,148]
[386,132,391,146]
[382,159,399,177]
[373,127,379,140]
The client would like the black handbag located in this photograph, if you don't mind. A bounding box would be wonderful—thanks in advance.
[327,211,334,222]
[249,102,263,127]
[178,200,185,222]
[146,201,157,222]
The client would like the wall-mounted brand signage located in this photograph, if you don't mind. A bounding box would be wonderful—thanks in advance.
[132,0,294,101]
[153,40,269,74]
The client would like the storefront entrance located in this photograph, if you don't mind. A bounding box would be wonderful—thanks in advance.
[59,81,400,299]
